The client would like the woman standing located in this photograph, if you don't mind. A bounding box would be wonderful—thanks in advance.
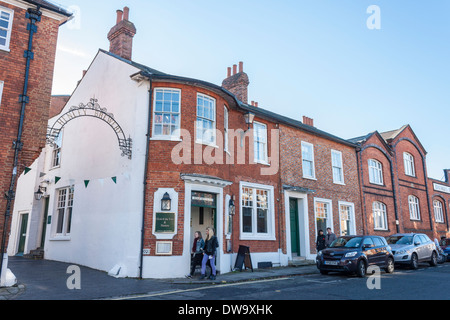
[186,231,205,278]
[316,229,326,252]
[200,227,219,280]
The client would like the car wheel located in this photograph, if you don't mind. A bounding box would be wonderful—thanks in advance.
[410,253,419,270]
[385,257,395,274]
[356,260,366,278]
[429,251,438,267]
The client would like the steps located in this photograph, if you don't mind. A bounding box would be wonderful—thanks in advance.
[289,256,315,267]
[24,248,44,260]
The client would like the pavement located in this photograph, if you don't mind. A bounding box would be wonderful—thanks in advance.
[0,256,319,300]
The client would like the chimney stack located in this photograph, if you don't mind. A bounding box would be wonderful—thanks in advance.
[107,6,136,61]
[303,116,314,127]
[222,61,250,104]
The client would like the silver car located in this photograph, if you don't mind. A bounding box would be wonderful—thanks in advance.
[386,233,438,269]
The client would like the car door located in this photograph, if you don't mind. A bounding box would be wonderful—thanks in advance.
[413,235,424,261]
[372,236,387,266]
[419,235,433,260]
[362,237,376,266]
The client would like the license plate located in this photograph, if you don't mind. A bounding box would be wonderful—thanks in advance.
[324,260,339,266]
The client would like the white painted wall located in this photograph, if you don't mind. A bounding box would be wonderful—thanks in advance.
[39,51,149,277]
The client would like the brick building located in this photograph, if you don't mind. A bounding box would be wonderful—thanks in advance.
[0,0,71,286]
[9,7,367,278]
[351,125,450,240]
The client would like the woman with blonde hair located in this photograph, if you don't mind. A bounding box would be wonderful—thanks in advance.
[200,227,219,280]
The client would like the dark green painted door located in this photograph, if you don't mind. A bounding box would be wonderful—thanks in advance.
[18,214,28,254]
[289,199,300,255]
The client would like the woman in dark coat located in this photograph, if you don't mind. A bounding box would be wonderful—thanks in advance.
[316,229,326,252]
[200,227,219,280]
[186,231,205,278]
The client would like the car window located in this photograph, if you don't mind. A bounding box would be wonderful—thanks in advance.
[419,235,429,243]
[372,237,384,247]
[386,235,413,245]
[414,236,422,245]
[362,237,374,247]
[330,237,363,248]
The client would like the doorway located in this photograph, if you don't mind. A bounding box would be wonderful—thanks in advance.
[190,191,217,245]
[289,198,301,256]
[17,213,29,255]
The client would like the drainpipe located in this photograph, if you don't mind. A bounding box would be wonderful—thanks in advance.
[0,6,42,285]
[139,78,153,279]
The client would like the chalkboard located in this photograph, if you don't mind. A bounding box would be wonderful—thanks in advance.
[234,245,253,272]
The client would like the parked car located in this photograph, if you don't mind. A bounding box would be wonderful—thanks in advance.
[386,233,438,269]
[316,235,395,277]
[440,238,450,262]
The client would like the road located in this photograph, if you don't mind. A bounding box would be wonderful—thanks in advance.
[111,263,450,301]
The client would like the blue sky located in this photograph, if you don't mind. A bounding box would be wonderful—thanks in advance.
[51,0,450,180]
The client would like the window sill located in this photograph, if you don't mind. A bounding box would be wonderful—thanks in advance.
[333,181,346,186]
[303,176,317,181]
[0,47,11,53]
[239,233,276,241]
[49,235,71,241]
[195,140,218,149]
[369,181,384,187]
[254,159,270,166]
[150,136,182,142]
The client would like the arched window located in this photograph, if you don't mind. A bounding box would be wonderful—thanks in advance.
[403,152,415,177]
[408,195,420,220]
[373,201,387,231]
[368,159,383,185]
[433,200,444,223]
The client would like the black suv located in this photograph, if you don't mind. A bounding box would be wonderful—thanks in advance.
[316,235,395,277]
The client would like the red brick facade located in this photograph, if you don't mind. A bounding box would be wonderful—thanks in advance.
[354,125,450,240]
[0,1,70,254]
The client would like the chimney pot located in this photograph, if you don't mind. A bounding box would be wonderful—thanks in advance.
[233,64,237,75]
[239,61,243,73]
[116,10,123,24]
[255,102,258,107]
[227,67,231,78]
[123,7,130,21]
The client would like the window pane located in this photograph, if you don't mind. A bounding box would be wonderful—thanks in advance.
[57,208,65,234]
[242,207,253,233]
[257,208,268,233]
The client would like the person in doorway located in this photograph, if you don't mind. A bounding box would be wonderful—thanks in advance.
[200,227,219,280]
[186,231,205,279]
[316,229,326,252]
[325,227,336,247]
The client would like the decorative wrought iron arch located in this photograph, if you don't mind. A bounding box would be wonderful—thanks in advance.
[46,98,132,159]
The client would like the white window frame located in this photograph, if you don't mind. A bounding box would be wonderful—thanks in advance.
[368,159,384,185]
[302,141,316,179]
[0,6,14,52]
[373,201,388,231]
[338,201,355,236]
[52,186,74,239]
[253,121,268,164]
[239,181,275,241]
[314,198,333,236]
[0,80,3,105]
[403,152,416,177]
[224,105,229,153]
[51,129,63,169]
[331,150,344,184]
[408,195,420,221]
[152,88,181,141]
[434,200,444,223]
[196,93,216,146]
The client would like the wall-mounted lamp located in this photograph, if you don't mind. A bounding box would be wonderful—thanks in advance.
[229,195,236,215]
[34,186,47,201]
[161,192,172,211]
[243,112,255,131]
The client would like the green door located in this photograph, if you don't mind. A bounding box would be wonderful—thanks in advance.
[289,199,300,256]
[18,213,29,254]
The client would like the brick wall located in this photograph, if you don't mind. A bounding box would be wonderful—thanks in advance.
[0,2,62,250]
[280,124,362,254]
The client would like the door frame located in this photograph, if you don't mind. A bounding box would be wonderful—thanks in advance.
[284,190,312,260]
[17,212,30,255]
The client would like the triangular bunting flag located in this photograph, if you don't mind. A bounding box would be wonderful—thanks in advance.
[55,176,61,184]
[24,167,32,175]
[39,172,46,178]
[84,180,90,188]
[111,176,117,184]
